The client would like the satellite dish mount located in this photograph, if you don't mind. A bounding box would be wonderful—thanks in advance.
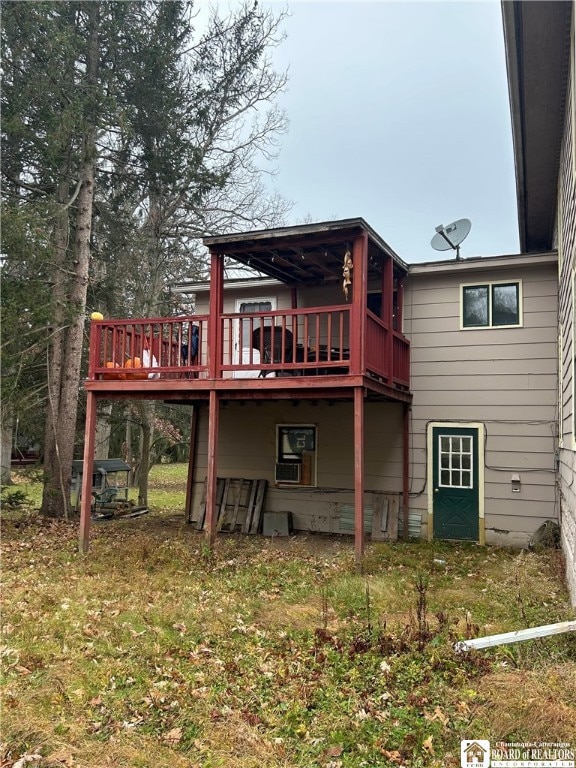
[430,218,472,260]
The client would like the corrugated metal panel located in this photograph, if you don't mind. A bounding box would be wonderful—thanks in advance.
[398,509,422,539]
[339,502,421,539]
[338,505,373,534]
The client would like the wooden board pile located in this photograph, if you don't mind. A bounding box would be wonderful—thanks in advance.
[194,478,267,534]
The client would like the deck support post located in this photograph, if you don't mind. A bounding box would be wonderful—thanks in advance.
[205,390,220,549]
[402,402,410,541]
[354,386,365,570]
[79,391,97,553]
[184,406,199,523]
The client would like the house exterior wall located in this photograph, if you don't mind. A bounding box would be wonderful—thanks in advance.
[404,260,559,547]
[190,400,404,534]
[557,23,576,604]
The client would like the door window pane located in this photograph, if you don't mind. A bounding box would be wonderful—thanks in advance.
[438,433,474,488]
[239,301,272,349]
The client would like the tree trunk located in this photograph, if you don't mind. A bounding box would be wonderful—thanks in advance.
[41,178,71,517]
[94,401,113,460]
[136,401,155,506]
[1,412,14,485]
[123,409,134,485]
[41,3,100,518]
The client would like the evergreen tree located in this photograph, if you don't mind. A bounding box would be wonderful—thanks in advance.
[2,0,290,513]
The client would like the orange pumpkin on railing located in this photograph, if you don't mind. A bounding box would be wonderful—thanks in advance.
[102,361,126,380]
[125,357,148,380]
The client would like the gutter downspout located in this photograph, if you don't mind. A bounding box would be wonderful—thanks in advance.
[455,620,576,652]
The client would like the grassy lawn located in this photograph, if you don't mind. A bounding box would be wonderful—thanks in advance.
[2,465,575,767]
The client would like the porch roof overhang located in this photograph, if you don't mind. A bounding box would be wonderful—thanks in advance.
[202,218,408,286]
[502,0,572,252]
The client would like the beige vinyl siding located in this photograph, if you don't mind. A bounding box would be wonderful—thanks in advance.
[193,285,293,316]
[558,272,573,441]
[298,283,349,308]
[190,401,403,533]
[193,285,294,374]
[557,34,576,604]
[404,261,558,546]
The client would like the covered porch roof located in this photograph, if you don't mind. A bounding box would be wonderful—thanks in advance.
[203,217,408,286]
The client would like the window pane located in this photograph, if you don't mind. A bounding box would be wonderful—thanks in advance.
[441,455,449,468]
[461,437,471,453]
[452,454,461,469]
[463,286,488,327]
[440,470,450,486]
[240,302,273,348]
[451,471,461,486]
[462,471,471,487]
[462,454,471,469]
[492,284,519,326]
[440,437,450,452]
[279,427,315,458]
[240,301,273,314]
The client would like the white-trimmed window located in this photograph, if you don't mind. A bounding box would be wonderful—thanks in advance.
[275,424,317,486]
[461,281,522,329]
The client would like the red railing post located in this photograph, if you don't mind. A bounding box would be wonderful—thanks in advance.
[88,320,102,379]
[351,232,368,375]
[384,255,394,384]
[208,251,224,378]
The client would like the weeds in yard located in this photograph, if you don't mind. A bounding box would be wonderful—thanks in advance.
[1,469,575,767]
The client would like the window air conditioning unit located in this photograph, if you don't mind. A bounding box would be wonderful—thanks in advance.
[275,462,301,484]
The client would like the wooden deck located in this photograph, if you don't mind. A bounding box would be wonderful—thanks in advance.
[86,307,410,401]
[80,220,413,565]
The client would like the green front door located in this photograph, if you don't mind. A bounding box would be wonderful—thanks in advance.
[432,427,479,541]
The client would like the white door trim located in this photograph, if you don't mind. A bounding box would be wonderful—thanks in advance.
[233,296,276,363]
[426,422,485,544]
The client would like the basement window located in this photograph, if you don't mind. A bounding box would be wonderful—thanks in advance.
[461,281,521,328]
[275,425,317,487]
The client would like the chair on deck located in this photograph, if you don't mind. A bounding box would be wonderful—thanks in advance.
[252,326,295,377]
[180,324,199,378]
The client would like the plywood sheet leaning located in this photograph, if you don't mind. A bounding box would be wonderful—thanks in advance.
[195,478,267,534]
[371,493,399,541]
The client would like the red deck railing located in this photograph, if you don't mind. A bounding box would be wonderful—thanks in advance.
[220,306,351,377]
[88,308,410,388]
[90,316,209,380]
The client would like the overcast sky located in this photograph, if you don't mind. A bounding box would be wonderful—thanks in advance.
[257,0,520,263]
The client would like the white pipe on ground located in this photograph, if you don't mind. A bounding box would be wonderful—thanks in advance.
[455,620,576,652]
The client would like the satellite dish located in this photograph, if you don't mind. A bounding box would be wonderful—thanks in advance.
[430,218,472,259]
